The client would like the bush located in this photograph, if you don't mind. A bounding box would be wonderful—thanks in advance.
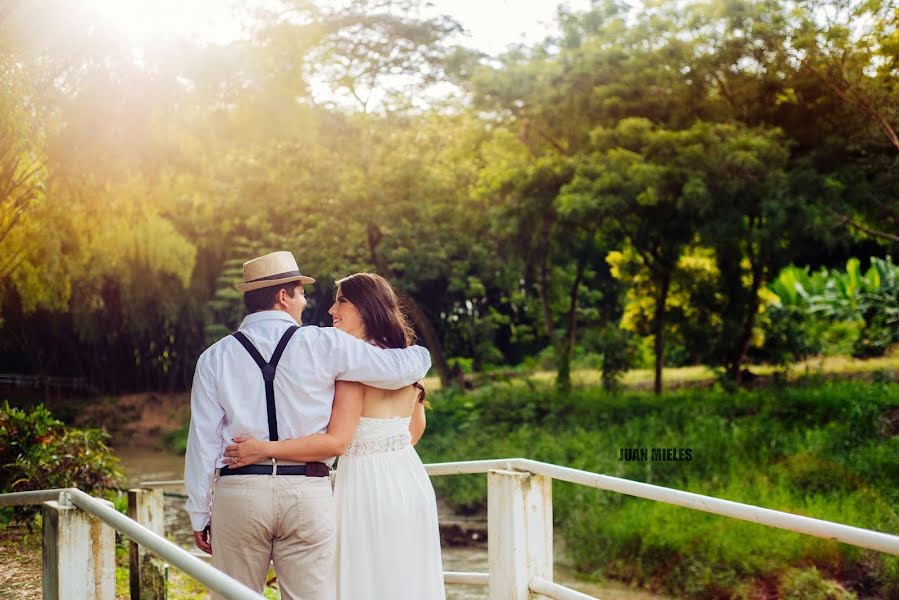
[0,402,124,522]
[633,335,690,369]
[570,351,604,371]
[757,304,822,364]
[817,320,863,356]
[592,327,638,392]
[852,314,897,358]
[526,346,557,371]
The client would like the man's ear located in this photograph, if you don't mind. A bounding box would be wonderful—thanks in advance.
[276,288,289,308]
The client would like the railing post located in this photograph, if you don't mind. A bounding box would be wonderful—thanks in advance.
[42,497,115,599]
[128,488,168,599]
[487,469,552,599]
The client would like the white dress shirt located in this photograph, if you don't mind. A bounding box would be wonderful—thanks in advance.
[184,310,432,531]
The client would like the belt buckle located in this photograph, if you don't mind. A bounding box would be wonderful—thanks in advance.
[271,458,277,477]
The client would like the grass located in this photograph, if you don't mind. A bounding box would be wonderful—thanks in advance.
[415,379,899,599]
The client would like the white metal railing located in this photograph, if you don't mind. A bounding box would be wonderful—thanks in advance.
[143,457,899,599]
[5,457,899,600]
[0,488,264,600]
[0,373,87,387]
[530,577,597,600]
[421,458,899,599]
[425,458,899,555]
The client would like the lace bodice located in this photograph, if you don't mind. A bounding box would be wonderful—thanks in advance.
[344,416,412,457]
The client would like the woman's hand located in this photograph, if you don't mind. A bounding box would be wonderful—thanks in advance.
[223,436,269,468]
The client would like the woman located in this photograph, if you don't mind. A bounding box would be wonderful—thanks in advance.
[223,273,445,600]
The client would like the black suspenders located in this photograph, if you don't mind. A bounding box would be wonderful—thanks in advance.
[231,325,299,442]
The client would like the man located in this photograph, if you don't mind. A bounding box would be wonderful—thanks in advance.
[184,251,431,600]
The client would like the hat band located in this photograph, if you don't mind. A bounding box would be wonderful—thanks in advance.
[246,270,303,283]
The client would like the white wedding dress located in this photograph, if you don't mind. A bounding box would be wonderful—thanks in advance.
[334,416,446,600]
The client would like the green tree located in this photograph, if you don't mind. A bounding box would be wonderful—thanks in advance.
[561,118,712,394]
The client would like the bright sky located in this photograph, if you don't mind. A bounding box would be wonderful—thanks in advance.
[73,0,593,109]
[78,0,592,55]
[427,0,592,55]
[78,0,245,45]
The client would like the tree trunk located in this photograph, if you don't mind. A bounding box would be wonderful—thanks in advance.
[557,258,585,393]
[401,293,457,388]
[729,255,764,383]
[652,271,671,396]
[537,256,558,350]
[367,224,456,388]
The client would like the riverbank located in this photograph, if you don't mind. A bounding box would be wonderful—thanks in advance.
[415,378,899,599]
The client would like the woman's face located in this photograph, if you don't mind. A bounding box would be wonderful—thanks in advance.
[329,286,365,339]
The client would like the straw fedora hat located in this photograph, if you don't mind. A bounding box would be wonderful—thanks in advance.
[234,251,316,292]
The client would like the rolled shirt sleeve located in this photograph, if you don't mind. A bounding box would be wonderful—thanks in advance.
[324,328,432,389]
[184,351,226,532]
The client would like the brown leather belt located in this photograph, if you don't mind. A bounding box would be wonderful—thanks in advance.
[219,462,329,477]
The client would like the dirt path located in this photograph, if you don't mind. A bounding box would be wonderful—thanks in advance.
[0,524,42,600]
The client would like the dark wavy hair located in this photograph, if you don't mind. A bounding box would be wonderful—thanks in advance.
[335,272,425,403]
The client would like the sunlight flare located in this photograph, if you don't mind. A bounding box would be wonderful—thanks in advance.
[78,0,245,45]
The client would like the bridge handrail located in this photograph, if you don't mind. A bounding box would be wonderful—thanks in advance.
[138,457,899,599]
[7,457,897,600]
[0,488,265,600]
[422,458,899,556]
[0,373,87,387]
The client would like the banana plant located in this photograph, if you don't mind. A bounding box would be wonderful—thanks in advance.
[768,265,811,307]
[768,256,898,357]
[859,256,899,328]
[806,258,879,321]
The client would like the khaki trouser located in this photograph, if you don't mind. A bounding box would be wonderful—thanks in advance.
[210,472,336,600]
